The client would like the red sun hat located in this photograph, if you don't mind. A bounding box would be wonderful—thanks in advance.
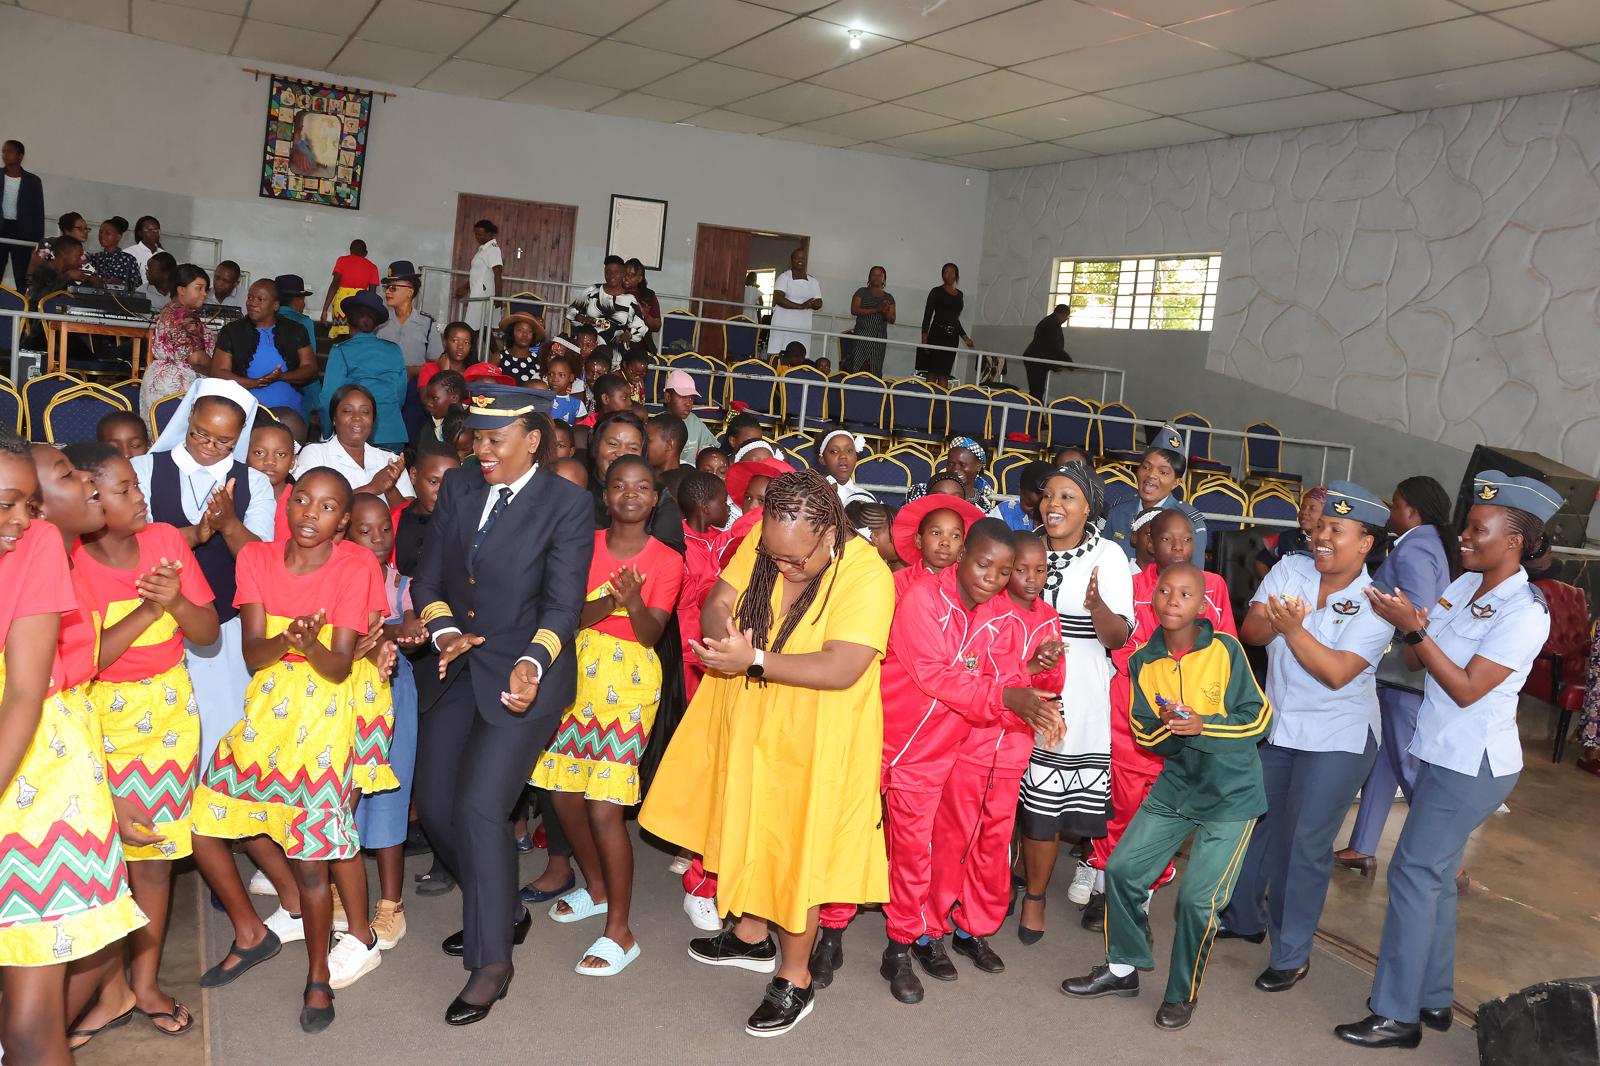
[892,494,986,568]
[725,458,794,510]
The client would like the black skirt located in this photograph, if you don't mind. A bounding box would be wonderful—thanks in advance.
[917,321,962,376]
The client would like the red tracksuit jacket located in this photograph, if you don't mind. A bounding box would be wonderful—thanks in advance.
[959,593,1066,774]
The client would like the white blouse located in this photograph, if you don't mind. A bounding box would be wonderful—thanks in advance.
[293,439,414,499]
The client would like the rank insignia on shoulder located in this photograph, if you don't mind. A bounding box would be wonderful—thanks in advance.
[1469,602,1496,619]
[1331,599,1359,615]
[1437,597,1452,610]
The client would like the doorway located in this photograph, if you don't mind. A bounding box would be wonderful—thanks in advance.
[691,224,808,359]
[451,193,577,328]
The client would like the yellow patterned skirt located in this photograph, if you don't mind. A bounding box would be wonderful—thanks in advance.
[348,657,397,795]
[0,682,147,966]
[531,630,660,806]
[91,661,200,861]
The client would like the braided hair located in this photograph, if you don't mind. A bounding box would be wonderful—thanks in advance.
[1504,507,1550,563]
[1395,475,1461,578]
[734,470,847,654]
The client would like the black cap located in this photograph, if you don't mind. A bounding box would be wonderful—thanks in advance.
[464,382,555,429]
[274,273,312,297]
[383,260,421,285]
[341,289,389,325]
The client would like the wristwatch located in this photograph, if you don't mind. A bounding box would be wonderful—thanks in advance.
[1401,629,1427,646]
[746,648,766,680]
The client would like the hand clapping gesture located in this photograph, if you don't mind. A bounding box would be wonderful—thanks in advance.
[396,615,428,647]
[1027,637,1064,676]
[692,618,758,676]
[203,478,238,537]
[1083,567,1104,613]
[284,610,325,653]
[370,456,406,495]
[1365,586,1428,633]
[1004,688,1065,747]
[1264,593,1311,635]
[611,565,647,610]
[135,557,183,612]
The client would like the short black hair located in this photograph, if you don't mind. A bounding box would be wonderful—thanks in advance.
[1144,445,1188,479]
[592,373,629,398]
[134,215,160,238]
[1020,460,1056,497]
[296,466,354,512]
[215,259,240,274]
[429,370,467,401]
[49,235,82,256]
[2,140,23,156]
[1012,528,1045,556]
[62,440,120,475]
[725,412,763,441]
[443,320,472,338]
[965,517,1016,554]
[696,446,727,465]
[649,413,687,452]
[603,255,624,268]
[546,352,577,376]
[148,250,177,273]
[328,382,377,426]
[1054,303,1070,315]
[272,406,308,446]
[173,263,210,290]
[350,239,368,254]
[95,410,147,440]
[57,212,84,233]
[621,349,649,368]
[604,453,654,485]
[677,471,724,516]
[474,219,498,234]
[573,324,598,340]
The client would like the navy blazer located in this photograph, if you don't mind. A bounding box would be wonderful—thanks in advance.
[8,170,44,241]
[412,465,594,727]
[1373,524,1450,693]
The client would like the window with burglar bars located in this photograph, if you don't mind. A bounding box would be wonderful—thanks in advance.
[1048,255,1221,330]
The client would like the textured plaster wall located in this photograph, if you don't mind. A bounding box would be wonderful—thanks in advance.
[978,86,1600,476]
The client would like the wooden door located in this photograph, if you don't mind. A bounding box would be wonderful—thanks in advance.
[691,224,753,359]
[452,193,577,326]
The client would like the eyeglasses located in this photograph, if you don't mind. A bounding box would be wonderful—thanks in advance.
[187,425,237,451]
[756,534,826,570]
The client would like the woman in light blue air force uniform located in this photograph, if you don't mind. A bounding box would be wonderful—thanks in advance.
[1336,470,1557,1051]
[1219,483,1394,994]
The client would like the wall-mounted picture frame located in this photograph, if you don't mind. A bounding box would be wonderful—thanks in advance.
[259,75,371,210]
[607,195,667,270]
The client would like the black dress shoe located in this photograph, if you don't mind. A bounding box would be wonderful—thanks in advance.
[1061,964,1140,999]
[1080,892,1105,932]
[951,934,1005,973]
[688,929,777,972]
[299,981,335,1034]
[445,968,513,1027]
[1214,927,1266,944]
[1155,999,1195,1031]
[809,927,845,989]
[1420,1007,1453,1032]
[1254,962,1310,992]
[442,908,532,958]
[1334,1013,1422,1049]
[745,977,815,1038]
[911,938,959,981]
[880,942,924,1004]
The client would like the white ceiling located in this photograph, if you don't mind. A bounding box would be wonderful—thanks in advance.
[19,0,1600,169]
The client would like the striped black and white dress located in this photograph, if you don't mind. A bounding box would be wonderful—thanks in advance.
[1019,530,1134,840]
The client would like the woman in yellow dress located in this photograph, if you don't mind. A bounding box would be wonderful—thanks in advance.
[640,469,893,1039]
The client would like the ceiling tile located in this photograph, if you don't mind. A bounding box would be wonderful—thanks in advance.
[356,0,493,53]
[982,95,1156,139]
[1081,0,1264,25]
[848,142,932,159]
[1493,0,1600,48]
[416,58,534,98]
[457,18,595,73]
[687,108,786,133]
[642,61,788,106]
[501,75,621,109]
[1055,115,1222,152]
[1266,17,1551,87]
[808,44,992,100]
[548,41,696,89]
[233,19,344,67]
[882,123,1028,155]
[420,0,507,11]
[133,0,239,50]
[590,92,705,121]
[746,0,830,11]
[1174,0,1467,58]
[613,0,790,58]
[253,0,371,35]
[1018,31,1233,91]
[764,126,861,146]
[505,0,661,36]
[722,17,896,79]
[810,0,1035,42]
[1102,61,1320,112]
[921,0,1148,66]
[19,0,128,32]
[1453,0,1541,8]
[1347,50,1600,110]
[1181,90,1391,134]
[149,0,244,14]
[328,39,444,86]
[954,142,1095,169]
[895,69,1075,120]
[803,102,950,139]
[726,81,875,122]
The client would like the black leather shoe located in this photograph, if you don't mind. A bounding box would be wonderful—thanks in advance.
[911,938,959,982]
[1254,962,1310,992]
[442,907,532,958]
[1155,999,1195,1031]
[1214,927,1266,944]
[809,927,845,989]
[1420,1007,1453,1032]
[445,968,513,1027]
[688,929,777,972]
[1080,892,1105,932]
[299,981,335,1034]
[1334,1013,1422,1049]
[951,934,1005,973]
[745,977,815,1037]
[880,942,924,1004]
[1061,964,1140,999]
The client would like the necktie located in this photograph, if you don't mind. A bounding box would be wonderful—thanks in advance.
[471,487,513,564]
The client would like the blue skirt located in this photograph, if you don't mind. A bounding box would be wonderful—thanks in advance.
[354,656,417,849]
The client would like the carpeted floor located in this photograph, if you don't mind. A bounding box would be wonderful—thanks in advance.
[195,838,1480,1066]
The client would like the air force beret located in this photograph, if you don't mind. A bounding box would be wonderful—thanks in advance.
[1472,469,1563,523]
[1322,481,1389,527]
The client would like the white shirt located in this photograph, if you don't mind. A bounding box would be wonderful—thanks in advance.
[129,243,163,271]
[768,270,821,355]
[129,449,276,540]
[466,239,503,330]
[1,175,18,221]
[293,439,415,499]
[213,289,245,311]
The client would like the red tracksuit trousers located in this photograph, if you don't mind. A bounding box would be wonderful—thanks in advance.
[928,760,1024,938]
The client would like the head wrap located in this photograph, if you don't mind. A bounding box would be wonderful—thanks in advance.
[150,379,259,463]
[1046,461,1108,521]
[949,436,987,467]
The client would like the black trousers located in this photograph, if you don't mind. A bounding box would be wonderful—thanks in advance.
[1026,359,1053,400]
[414,667,554,970]
[0,220,31,290]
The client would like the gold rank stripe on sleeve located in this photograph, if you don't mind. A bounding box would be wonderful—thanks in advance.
[532,629,562,661]
[419,601,453,625]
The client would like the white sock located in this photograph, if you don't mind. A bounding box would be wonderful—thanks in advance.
[1140,890,1152,915]
[1108,963,1135,977]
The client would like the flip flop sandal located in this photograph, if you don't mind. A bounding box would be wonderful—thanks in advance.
[135,1001,195,1036]
[549,887,609,924]
[576,935,640,976]
[199,929,282,988]
[68,1005,134,1049]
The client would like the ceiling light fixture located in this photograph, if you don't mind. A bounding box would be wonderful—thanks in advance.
[848,29,863,50]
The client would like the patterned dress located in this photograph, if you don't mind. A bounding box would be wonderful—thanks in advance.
[140,303,213,422]
[73,523,213,861]
[193,540,386,861]
[1580,626,1600,751]
[0,521,146,966]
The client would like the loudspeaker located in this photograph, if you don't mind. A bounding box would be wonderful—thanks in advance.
[1478,976,1600,1065]
[1455,445,1599,550]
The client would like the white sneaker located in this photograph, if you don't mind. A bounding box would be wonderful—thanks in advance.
[668,854,691,875]
[1067,861,1097,906]
[263,905,304,944]
[683,892,722,932]
[248,869,277,896]
[327,931,382,990]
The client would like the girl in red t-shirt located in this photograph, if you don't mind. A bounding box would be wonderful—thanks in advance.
[191,467,391,1032]
[67,443,219,1039]
[248,417,297,545]
[532,455,683,977]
